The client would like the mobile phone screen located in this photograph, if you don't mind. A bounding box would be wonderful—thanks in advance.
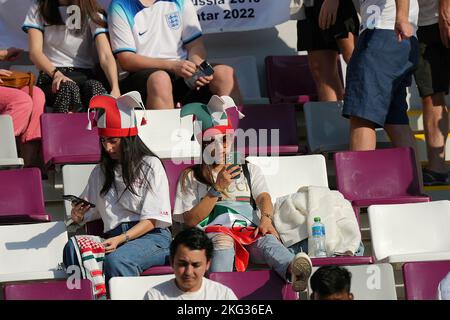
[62,195,96,208]
[200,61,214,76]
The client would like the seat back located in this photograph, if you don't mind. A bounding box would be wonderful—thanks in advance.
[246,155,328,203]
[309,264,397,300]
[135,109,200,160]
[62,164,96,218]
[9,64,40,80]
[265,55,317,103]
[109,275,175,300]
[210,56,262,100]
[403,260,450,300]
[4,279,94,300]
[368,201,450,262]
[230,104,299,155]
[0,168,50,223]
[162,159,194,209]
[208,270,298,300]
[335,147,422,202]
[40,113,100,167]
[0,115,24,168]
[0,222,68,282]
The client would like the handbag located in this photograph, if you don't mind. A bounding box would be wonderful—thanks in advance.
[0,71,36,96]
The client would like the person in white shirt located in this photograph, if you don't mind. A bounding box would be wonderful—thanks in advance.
[108,0,242,109]
[413,0,450,186]
[23,0,120,113]
[145,228,237,300]
[342,0,424,189]
[63,92,172,282]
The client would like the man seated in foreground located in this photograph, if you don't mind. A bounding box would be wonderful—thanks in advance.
[310,265,354,300]
[145,228,237,300]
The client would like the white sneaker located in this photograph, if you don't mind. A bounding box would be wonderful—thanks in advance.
[290,252,312,292]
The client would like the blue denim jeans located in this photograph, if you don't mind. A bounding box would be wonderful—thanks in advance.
[63,222,171,282]
[209,234,294,280]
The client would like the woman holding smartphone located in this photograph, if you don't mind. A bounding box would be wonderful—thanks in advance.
[63,93,172,283]
[23,0,120,113]
[173,95,313,292]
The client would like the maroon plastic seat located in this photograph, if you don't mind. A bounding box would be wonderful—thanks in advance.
[208,270,298,300]
[403,260,450,300]
[310,256,373,266]
[41,113,100,168]
[334,147,430,223]
[4,280,94,300]
[0,168,51,224]
[226,104,300,156]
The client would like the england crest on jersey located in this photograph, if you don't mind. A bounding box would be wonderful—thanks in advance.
[165,12,181,30]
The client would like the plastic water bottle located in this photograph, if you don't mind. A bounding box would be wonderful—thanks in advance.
[312,217,327,257]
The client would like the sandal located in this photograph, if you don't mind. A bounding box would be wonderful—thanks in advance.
[422,168,450,186]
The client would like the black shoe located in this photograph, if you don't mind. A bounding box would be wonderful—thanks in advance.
[423,168,450,186]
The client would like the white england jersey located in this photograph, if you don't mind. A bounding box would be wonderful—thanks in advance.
[108,0,202,60]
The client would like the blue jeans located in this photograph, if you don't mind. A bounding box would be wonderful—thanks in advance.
[209,234,294,280]
[63,222,171,282]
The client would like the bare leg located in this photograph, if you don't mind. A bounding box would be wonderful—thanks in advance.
[19,140,43,169]
[308,50,344,101]
[209,65,243,106]
[146,71,174,109]
[336,32,357,64]
[349,116,377,151]
[422,93,449,173]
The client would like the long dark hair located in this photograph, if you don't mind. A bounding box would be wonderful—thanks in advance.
[100,135,160,197]
[37,0,106,29]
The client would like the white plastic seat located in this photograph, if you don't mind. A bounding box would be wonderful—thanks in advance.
[368,201,450,263]
[62,164,96,218]
[308,263,397,300]
[246,155,328,203]
[0,222,68,282]
[109,274,175,300]
[303,101,390,153]
[0,115,24,168]
[135,109,200,160]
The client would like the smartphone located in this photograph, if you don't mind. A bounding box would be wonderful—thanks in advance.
[184,60,215,89]
[63,195,96,208]
[226,151,242,179]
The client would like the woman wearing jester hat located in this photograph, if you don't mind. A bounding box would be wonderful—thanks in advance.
[63,92,172,287]
[173,95,313,292]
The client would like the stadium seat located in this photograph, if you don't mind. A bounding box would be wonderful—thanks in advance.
[246,154,328,203]
[9,64,40,79]
[109,274,175,300]
[403,260,450,300]
[0,115,24,168]
[135,109,200,160]
[335,147,430,223]
[308,264,397,300]
[40,113,100,168]
[303,101,390,154]
[208,270,298,300]
[228,104,300,155]
[0,222,68,282]
[368,201,450,263]
[265,55,318,104]
[0,168,51,223]
[4,279,94,300]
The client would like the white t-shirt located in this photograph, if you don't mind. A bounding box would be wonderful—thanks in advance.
[22,1,108,69]
[145,277,238,300]
[81,156,172,233]
[108,0,202,60]
[417,0,439,26]
[359,0,419,34]
[173,163,270,227]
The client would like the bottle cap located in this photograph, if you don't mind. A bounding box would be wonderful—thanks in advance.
[314,217,321,222]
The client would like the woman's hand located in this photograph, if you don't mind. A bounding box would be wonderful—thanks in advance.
[0,69,13,84]
[102,236,124,254]
[110,87,121,98]
[319,0,339,30]
[70,202,91,224]
[215,165,241,192]
[52,70,74,93]
[254,216,280,240]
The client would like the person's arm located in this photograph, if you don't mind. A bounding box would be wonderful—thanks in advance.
[102,219,156,253]
[95,33,121,97]
[395,0,414,41]
[185,37,212,88]
[318,0,339,30]
[254,192,280,240]
[0,47,23,61]
[439,0,450,47]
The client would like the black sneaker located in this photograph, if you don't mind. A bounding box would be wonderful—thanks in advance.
[423,168,450,186]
